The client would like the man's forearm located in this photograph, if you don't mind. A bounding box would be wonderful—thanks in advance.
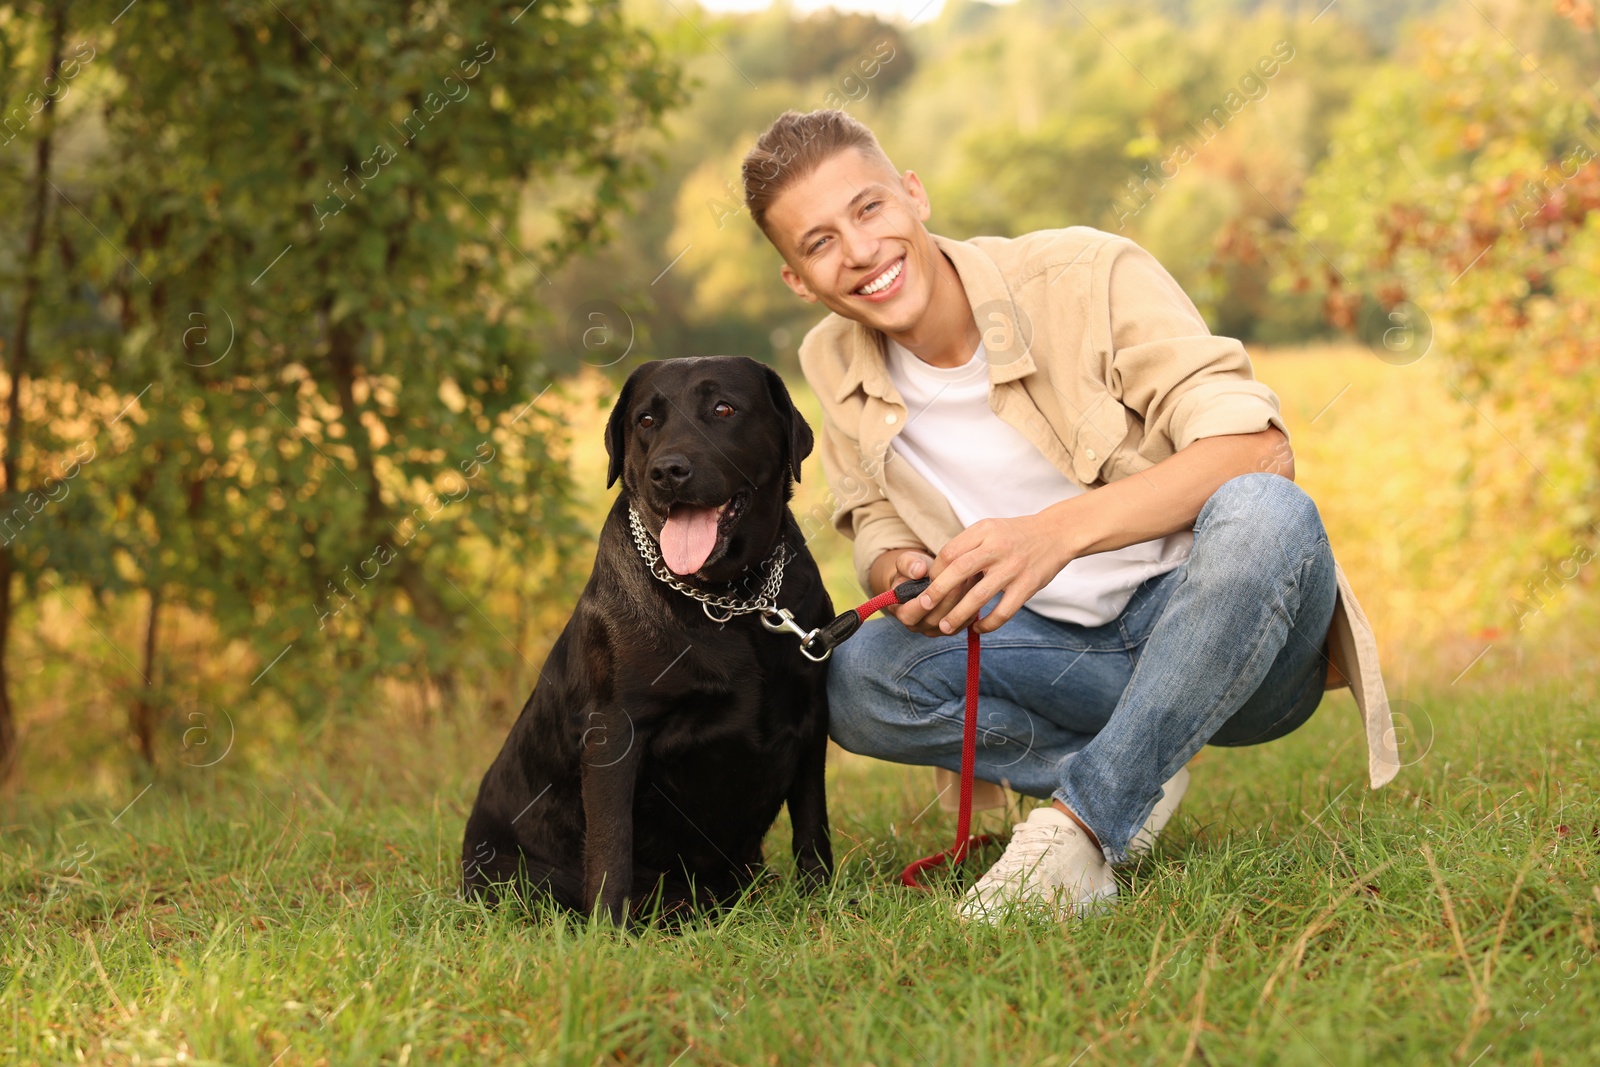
[1049,428,1292,558]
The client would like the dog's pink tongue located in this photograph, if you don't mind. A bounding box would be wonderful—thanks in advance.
[660,505,721,575]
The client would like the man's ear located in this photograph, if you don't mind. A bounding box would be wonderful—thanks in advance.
[604,363,652,489]
[762,363,813,483]
[902,168,932,223]
[780,263,821,304]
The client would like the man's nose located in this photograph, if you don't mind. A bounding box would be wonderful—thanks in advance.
[840,224,877,268]
[649,452,693,489]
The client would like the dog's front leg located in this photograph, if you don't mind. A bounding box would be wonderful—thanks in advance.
[786,714,833,891]
[580,703,644,923]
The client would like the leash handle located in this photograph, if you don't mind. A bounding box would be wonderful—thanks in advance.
[801,576,932,657]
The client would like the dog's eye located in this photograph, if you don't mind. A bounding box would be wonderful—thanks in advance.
[713,402,735,418]
[637,412,654,428]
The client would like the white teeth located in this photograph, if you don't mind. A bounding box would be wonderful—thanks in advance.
[856,258,902,296]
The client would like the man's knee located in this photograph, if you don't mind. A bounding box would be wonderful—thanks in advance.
[825,624,902,756]
[1198,473,1324,558]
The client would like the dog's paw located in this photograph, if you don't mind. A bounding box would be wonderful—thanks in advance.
[796,849,833,892]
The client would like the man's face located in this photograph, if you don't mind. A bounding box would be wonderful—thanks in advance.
[766,147,939,336]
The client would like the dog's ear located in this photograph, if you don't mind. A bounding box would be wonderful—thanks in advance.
[762,364,813,484]
[605,364,651,489]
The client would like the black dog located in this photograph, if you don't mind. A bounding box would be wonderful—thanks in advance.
[462,356,834,922]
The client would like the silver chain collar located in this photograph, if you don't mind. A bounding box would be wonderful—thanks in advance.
[626,504,829,661]
[627,504,790,622]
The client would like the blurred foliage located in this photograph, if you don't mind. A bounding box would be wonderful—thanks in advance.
[1,0,1597,783]
[1291,0,1600,623]
[601,0,1392,366]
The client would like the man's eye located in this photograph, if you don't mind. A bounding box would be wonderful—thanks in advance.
[713,402,735,418]
[638,412,654,428]
[808,236,828,254]
[863,200,882,214]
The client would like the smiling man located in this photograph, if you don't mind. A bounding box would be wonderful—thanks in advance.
[740,109,1399,922]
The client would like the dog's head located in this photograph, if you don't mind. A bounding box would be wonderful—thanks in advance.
[605,356,813,584]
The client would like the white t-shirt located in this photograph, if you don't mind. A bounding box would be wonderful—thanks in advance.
[884,338,1191,627]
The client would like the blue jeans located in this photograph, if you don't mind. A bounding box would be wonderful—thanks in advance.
[828,473,1338,867]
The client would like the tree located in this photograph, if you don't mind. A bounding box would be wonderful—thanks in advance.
[1291,0,1600,622]
[0,0,683,775]
[0,0,73,776]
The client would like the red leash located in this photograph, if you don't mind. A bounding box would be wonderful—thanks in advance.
[803,579,996,890]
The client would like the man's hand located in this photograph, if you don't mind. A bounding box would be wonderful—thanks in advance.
[869,548,979,636]
[915,512,1074,636]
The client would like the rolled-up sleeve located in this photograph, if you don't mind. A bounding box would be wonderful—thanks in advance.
[1101,241,1287,452]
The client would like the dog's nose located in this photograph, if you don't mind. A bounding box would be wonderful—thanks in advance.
[648,453,693,488]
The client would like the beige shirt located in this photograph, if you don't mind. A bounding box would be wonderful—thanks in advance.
[798,228,1400,789]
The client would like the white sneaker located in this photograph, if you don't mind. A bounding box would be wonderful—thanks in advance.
[1129,765,1190,856]
[958,806,1116,924]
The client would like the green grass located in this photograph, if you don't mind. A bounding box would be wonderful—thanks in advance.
[4,345,1597,1064]
[4,672,1599,1066]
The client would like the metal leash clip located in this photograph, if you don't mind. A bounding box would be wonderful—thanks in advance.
[760,607,831,663]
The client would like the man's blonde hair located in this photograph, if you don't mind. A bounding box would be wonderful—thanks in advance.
[741,109,896,238]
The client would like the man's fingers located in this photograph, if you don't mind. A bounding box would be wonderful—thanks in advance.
[903,586,950,635]
[937,576,1002,634]
[893,568,936,628]
[919,552,986,610]
[900,577,972,637]
[921,585,968,635]
[893,593,927,629]
[932,528,976,569]
[973,588,1026,635]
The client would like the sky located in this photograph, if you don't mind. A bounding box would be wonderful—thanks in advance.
[693,0,950,24]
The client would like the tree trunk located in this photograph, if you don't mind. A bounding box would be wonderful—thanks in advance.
[325,316,448,629]
[131,586,161,765]
[0,4,68,781]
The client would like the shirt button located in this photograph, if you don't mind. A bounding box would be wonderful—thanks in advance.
[1085,448,1097,461]
[885,413,898,425]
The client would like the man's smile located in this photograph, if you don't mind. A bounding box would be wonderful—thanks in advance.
[852,254,906,301]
